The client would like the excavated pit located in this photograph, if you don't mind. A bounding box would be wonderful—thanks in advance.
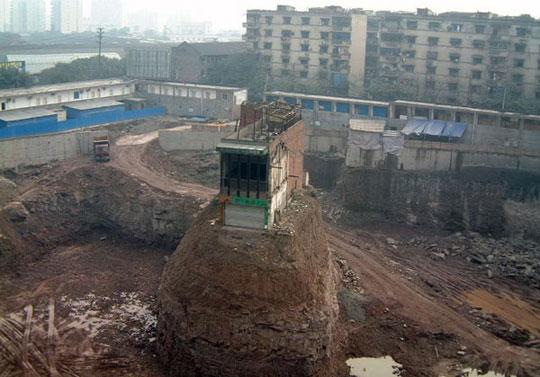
[158,193,340,377]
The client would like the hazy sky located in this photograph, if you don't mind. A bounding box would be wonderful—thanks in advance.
[85,0,539,30]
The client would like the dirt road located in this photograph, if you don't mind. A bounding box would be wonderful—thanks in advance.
[111,132,218,202]
[327,225,540,375]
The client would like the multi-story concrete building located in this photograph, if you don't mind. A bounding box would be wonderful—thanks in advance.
[51,0,83,34]
[244,5,368,95]
[246,6,540,104]
[126,42,248,83]
[10,0,46,33]
[0,0,10,32]
[366,9,540,104]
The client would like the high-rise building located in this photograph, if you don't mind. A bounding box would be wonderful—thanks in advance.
[0,0,10,32]
[244,5,368,95]
[245,6,540,103]
[91,0,123,29]
[51,0,83,33]
[10,0,46,33]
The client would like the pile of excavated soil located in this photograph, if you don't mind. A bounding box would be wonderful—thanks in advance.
[142,140,220,189]
[158,193,340,377]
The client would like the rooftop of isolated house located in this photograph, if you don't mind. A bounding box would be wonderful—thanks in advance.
[216,101,302,155]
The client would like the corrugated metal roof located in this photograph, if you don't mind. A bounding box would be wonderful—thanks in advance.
[0,108,56,122]
[0,79,132,98]
[63,99,124,110]
[146,80,245,92]
[349,119,386,133]
[175,42,248,56]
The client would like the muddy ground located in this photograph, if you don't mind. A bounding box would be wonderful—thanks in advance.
[1,125,539,377]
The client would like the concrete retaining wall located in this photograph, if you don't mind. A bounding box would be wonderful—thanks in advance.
[0,128,108,169]
[158,125,233,152]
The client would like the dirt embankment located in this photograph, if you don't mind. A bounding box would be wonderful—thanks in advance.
[0,163,205,269]
[158,193,340,377]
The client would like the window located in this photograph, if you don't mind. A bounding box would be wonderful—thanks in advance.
[299,57,309,65]
[427,66,437,74]
[473,40,485,49]
[426,80,435,89]
[449,53,461,63]
[301,43,310,52]
[404,65,415,72]
[427,51,438,60]
[302,17,310,25]
[515,43,526,53]
[394,35,409,46]
[475,24,486,34]
[429,22,441,30]
[281,68,290,76]
[253,41,259,49]
[320,31,329,40]
[449,68,459,77]
[473,56,483,65]
[222,93,228,100]
[450,23,463,32]
[282,56,290,64]
[472,70,482,79]
[516,27,529,37]
[265,16,273,24]
[300,71,308,78]
[301,30,310,38]
[450,38,462,47]
[283,16,291,25]
[321,18,330,26]
[74,91,80,99]
[263,42,272,49]
[470,85,482,94]
[263,55,272,63]
[281,30,292,37]
[404,50,416,58]
[514,59,525,68]
[512,74,524,84]
[264,29,272,36]
[448,83,458,91]
[428,37,439,46]
[320,45,328,53]
[406,20,418,30]
[282,43,290,50]
[319,58,328,66]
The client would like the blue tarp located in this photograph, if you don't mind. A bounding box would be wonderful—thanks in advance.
[401,119,467,139]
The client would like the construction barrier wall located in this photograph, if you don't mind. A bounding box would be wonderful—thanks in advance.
[0,107,166,140]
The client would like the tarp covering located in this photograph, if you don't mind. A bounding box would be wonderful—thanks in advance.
[401,120,467,139]
[348,130,382,150]
[383,133,404,156]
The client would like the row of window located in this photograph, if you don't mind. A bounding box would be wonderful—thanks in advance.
[250,14,334,26]
[263,29,351,42]
[373,19,532,37]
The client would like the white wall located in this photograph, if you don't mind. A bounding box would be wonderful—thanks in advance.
[0,128,108,169]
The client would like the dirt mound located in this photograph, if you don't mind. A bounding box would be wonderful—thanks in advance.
[158,193,339,377]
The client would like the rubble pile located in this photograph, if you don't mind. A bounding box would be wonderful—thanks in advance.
[407,232,540,288]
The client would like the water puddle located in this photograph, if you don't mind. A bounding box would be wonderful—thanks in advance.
[346,356,403,377]
[455,369,516,377]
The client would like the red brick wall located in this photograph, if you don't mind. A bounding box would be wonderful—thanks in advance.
[271,120,305,196]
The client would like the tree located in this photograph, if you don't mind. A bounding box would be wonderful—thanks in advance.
[37,56,126,84]
[0,67,32,89]
[203,52,267,101]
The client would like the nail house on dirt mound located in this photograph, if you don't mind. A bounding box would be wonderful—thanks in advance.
[216,101,305,229]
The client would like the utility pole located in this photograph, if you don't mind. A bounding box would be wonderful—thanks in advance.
[97,27,104,78]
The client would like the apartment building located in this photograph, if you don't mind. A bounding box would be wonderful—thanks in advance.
[0,0,10,32]
[366,9,540,104]
[244,5,368,95]
[10,0,47,33]
[245,6,540,104]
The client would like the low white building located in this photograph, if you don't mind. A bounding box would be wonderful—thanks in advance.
[0,79,135,112]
